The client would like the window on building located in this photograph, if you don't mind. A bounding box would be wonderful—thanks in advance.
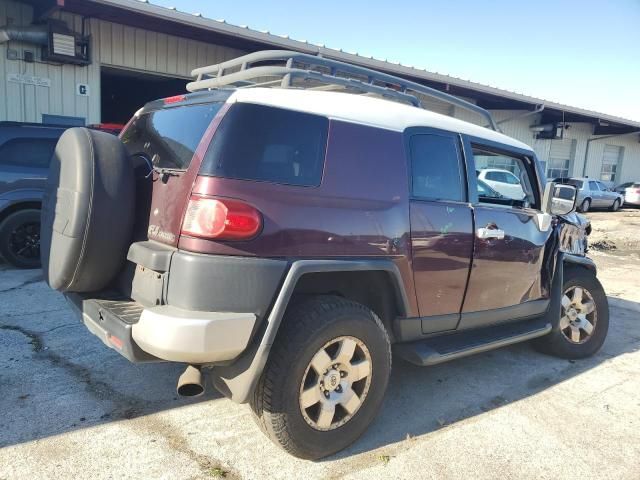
[0,138,58,168]
[601,145,622,183]
[408,134,464,202]
[546,139,576,178]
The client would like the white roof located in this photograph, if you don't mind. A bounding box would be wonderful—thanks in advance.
[228,88,532,151]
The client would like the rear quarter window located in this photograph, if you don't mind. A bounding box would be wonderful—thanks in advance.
[121,103,222,170]
[200,103,329,187]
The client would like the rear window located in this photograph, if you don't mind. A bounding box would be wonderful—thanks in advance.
[557,179,583,188]
[201,103,329,187]
[0,137,58,168]
[121,103,222,170]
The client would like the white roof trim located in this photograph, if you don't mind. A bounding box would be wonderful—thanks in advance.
[92,0,640,129]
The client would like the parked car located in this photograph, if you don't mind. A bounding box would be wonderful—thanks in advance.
[0,122,123,268]
[614,181,640,207]
[477,168,526,199]
[0,122,67,268]
[553,177,624,213]
[40,51,608,460]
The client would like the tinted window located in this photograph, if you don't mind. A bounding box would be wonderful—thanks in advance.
[0,138,58,168]
[589,181,599,191]
[201,103,328,187]
[121,103,222,170]
[409,134,464,201]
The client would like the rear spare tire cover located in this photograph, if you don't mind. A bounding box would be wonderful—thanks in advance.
[41,127,134,292]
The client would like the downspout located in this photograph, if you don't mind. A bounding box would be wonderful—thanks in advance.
[581,130,640,177]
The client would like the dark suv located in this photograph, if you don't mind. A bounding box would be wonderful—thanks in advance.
[40,51,607,460]
[0,122,66,268]
[0,122,123,268]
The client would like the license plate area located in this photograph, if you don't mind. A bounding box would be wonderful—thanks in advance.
[131,264,166,307]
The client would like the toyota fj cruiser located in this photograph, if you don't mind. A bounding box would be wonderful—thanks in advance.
[40,51,606,460]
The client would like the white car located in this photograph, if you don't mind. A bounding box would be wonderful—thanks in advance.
[478,168,525,200]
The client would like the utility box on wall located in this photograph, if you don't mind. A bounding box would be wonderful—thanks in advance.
[41,22,90,65]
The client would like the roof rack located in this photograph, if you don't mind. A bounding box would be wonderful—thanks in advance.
[188,50,498,131]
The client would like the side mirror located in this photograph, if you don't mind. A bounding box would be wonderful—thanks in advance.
[542,182,577,215]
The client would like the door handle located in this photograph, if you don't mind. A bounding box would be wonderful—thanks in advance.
[476,227,505,240]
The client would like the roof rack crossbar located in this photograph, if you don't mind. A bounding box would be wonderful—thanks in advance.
[188,50,498,130]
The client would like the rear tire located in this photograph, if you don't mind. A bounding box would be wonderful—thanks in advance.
[579,198,591,213]
[609,199,620,212]
[0,209,41,269]
[533,267,608,359]
[251,295,391,460]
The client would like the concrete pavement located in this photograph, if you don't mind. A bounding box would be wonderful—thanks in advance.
[1,261,639,479]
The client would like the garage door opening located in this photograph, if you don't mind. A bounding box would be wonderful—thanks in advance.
[101,67,189,124]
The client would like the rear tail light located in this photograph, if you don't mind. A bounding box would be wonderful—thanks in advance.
[181,195,262,240]
[632,188,640,194]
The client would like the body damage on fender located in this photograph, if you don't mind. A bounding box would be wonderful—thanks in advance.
[557,212,591,256]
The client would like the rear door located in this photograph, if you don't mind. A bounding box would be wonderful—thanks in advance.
[597,181,617,206]
[460,137,552,329]
[406,129,474,333]
[588,180,604,207]
[0,134,60,196]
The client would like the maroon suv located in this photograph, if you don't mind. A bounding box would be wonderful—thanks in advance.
[40,51,607,460]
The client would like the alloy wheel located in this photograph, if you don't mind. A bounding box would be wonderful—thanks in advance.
[560,286,597,344]
[299,336,372,431]
[9,222,40,262]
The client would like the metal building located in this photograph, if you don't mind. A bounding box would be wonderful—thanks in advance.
[1,0,639,184]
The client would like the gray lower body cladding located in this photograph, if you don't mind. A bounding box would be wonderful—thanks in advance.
[127,240,288,315]
[65,242,288,366]
[166,250,287,317]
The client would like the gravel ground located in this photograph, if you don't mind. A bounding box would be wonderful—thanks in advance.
[1,212,639,480]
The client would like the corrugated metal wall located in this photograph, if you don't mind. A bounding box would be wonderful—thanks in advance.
[0,0,244,124]
[0,0,99,123]
[1,0,638,183]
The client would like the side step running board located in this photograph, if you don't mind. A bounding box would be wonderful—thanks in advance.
[394,318,551,366]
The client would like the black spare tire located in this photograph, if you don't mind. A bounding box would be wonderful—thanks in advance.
[41,127,134,292]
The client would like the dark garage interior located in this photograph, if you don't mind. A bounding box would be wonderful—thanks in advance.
[100,67,189,124]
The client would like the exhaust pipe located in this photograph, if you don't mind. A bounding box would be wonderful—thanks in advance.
[177,365,205,397]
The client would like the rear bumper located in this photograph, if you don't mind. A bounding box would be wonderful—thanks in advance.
[65,292,257,363]
[624,193,640,206]
[65,243,285,364]
[132,305,255,363]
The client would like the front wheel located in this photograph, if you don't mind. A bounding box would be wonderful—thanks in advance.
[251,296,391,460]
[609,199,621,212]
[533,267,609,359]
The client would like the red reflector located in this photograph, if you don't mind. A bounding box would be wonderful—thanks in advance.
[163,94,186,104]
[181,196,262,240]
[109,335,123,350]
